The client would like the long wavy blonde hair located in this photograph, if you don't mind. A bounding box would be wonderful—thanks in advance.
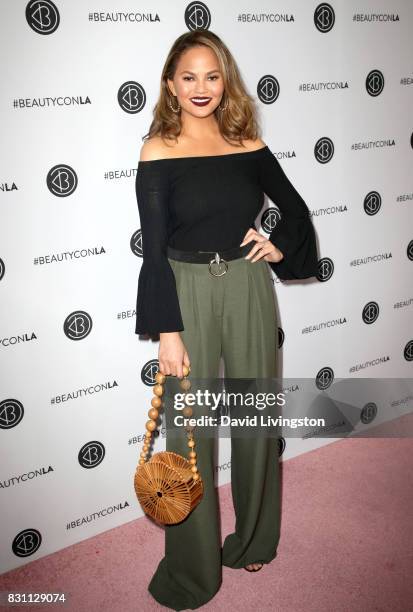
[142,30,260,146]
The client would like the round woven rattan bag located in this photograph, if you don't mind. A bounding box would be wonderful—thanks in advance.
[134,365,204,525]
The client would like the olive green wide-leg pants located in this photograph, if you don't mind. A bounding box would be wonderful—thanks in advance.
[147,255,281,611]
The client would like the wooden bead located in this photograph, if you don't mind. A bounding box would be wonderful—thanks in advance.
[183,406,193,417]
[190,458,197,465]
[192,472,200,481]
[143,444,149,451]
[182,364,191,377]
[151,396,162,408]
[155,372,166,384]
[148,408,159,420]
[139,458,145,465]
[189,451,196,458]
[180,379,191,391]
[153,383,164,397]
[191,465,198,473]
[140,451,147,458]
[145,420,157,432]
[145,431,152,438]
[187,439,195,447]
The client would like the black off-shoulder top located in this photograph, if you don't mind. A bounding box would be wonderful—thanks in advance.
[134,145,318,335]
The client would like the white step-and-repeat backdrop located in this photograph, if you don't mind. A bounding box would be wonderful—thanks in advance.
[1,1,412,573]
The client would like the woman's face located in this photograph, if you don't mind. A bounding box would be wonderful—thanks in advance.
[167,45,225,118]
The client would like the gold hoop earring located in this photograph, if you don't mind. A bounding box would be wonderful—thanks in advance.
[168,96,181,113]
[218,97,229,111]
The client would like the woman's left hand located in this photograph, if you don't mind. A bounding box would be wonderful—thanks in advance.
[240,228,284,264]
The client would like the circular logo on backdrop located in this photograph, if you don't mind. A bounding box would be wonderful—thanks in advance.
[406,240,413,261]
[118,81,146,114]
[314,3,335,33]
[316,366,334,390]
[277,437,286,457]
[26,0,60,35]
[78,441,105,468]
[362,301,379,324]
[366,70,385,97]
[314,137,334,164]
[364,191,382,216]
[0,399,24,429]
[360,402,377,425]
[47,165,78,197]
[142,359,161,386]
[317,257,334,282]
[63,311,93,340]
[261,207,282,234]
[12,529,42,557]
[404,340,413,361]
[0,257,5,281]
[257,76,280,104]
[185,2,211,30]
[278,327,284,349]
[130,229,143,257]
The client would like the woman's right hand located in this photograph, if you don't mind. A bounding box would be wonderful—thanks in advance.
[158,332,191,379]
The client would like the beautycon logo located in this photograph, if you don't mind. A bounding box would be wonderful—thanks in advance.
[0,399,25,429]
[63,311,93,340]
[364,191,382,215]
[118,81,146,114]
[404,340,413,361]
[365,69,385,97]
[261,207,282,235]
[360,402,377,424]
[317,257,334,282]
[277,436,286,457]
[316,366,334,390]
[78,441,105,468]
[26,0,60,35]
[12,529,42,557]
[47,165,78,197]
[278,327,284,349]
[130,229,143,257]
[184,2,211,31]
[257,75,280,104]
[314,137,334,163]
[362,301,380,325]
[141,359,161,386]
[314,3,335,33]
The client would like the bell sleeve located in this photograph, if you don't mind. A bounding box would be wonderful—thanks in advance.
[134,162,184,335]
[258,146,319,280]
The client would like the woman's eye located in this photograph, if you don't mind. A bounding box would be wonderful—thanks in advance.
[182,75,219,81]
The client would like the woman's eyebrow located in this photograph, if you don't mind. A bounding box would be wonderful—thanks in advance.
[178,69,221,75]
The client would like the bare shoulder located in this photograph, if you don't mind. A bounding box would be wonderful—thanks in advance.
[139,136,173,162]
[241,137,267,152]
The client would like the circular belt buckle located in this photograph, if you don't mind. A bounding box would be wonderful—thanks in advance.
[208,252,228,277]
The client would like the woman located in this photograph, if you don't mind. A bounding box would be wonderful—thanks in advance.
[135,30,318,611]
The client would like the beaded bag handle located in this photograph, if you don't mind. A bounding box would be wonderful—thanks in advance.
[138,364,200,480]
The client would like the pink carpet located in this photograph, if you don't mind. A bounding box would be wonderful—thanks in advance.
[1,415,412,612]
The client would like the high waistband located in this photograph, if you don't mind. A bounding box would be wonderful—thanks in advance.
[166,240,257,264]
